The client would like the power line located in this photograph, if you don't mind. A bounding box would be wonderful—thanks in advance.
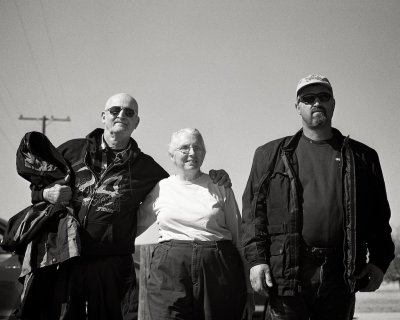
[39,0,67,110]
[19,115,70,135]
[14,0,52,114]
[0,74,23,115]
[0,91,24,140]
[0,126,15,150]
[0,93,17,127]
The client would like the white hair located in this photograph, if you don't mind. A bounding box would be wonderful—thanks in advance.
[168,128,206,156]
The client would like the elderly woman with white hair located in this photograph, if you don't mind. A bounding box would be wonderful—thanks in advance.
[137,128,253,320]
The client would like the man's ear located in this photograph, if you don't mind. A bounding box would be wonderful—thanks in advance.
[294,102,301,114]
[134,116,140,129]
[101,111,106,124]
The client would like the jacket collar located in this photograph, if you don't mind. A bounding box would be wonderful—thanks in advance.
[282,127,348,154]
[85,128,141,162]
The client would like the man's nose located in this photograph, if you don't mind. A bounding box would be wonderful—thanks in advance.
[313,98,321,106]
[118,109,128,117]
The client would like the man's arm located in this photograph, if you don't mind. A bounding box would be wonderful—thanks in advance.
[30,141,74,205]
[355,150,395,291]
[222,188,255,319]
[366,151,395,274]
[31,177,72,204]
[355,263,384,292]
[242,147,273,296]
[136,185,159,237]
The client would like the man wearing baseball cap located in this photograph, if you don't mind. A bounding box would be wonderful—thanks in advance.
[242,74,394,319]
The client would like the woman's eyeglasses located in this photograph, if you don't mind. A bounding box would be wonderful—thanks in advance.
[176,145,204,154]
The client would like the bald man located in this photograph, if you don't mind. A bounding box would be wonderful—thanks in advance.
[31,93,231,320]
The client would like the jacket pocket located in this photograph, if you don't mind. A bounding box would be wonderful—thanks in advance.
[269,235,285,280]
[85,221,113,243]
[267,172,290,212]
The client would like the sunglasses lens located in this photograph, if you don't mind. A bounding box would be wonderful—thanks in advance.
[301,95,316,104]
[124,109,135,117]
[319,93,331,102]
[108,107,122,115]
[107,107,135,117]
[301,93,331,104]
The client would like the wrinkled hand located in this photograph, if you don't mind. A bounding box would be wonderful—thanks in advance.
[250,264,273,296]
[209,169,232,188]
[241,293,255,320]
[43,176,72,205]
[355,263,384,292]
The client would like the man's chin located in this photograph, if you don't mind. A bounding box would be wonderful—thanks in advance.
[311,115,329,127]
[109,127,133,137]
[112,124,129,132]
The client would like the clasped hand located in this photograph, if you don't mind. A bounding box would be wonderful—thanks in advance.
[43,176,72,205]
[355,263,384,292]
[249,264,273,296]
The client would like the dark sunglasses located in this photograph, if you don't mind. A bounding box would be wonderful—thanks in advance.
[300,92,332,104]
[106,106,136,118]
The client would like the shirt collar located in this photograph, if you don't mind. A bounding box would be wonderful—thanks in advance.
[100,134,131,152]
[100,134,131,155]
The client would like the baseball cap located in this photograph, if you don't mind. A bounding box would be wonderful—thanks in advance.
[296,74,333,95]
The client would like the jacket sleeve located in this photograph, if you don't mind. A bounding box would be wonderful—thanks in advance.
[30,186,44,204]
[223,187,253,293]
[366,150,395,273]
[136,184,159,236]
[241,147,272,268]
[29,140,73,204]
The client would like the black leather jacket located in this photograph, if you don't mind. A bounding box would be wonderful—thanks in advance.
[242,128,394,295]
[32,128,169,256]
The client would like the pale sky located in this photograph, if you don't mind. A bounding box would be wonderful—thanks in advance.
[0,1,399,242]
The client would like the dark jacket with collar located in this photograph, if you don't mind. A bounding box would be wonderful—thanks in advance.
[1,131,80,270]
[32,128,169,256]
[0,131,81,319]
[242,128,394,295]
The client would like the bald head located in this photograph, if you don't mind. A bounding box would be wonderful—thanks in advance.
[102,93,140,146]
[105,93,138,115]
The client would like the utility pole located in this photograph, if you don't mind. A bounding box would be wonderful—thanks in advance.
[19,115,71,135]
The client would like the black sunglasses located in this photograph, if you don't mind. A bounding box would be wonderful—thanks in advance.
[300,92,332,104]
[106,106,136,118]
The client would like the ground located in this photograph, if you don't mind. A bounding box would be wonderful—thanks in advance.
[355,281,400,313]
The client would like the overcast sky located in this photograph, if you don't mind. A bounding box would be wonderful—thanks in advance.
[0,0,399,242]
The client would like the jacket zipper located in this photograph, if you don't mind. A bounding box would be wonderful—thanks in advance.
[281,151,302,293]
[81,153,117,227]
[81,152,136,228]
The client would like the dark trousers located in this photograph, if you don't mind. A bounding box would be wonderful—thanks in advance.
[64,255,138,320]
[147,240,246,320]
[19,264,70,320]
[19,255,138,320]
[265,249,355,320]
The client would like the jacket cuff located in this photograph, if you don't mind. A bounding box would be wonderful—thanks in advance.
[248,260,269,269]
[369,259,390,274]
[31,189,44,204]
